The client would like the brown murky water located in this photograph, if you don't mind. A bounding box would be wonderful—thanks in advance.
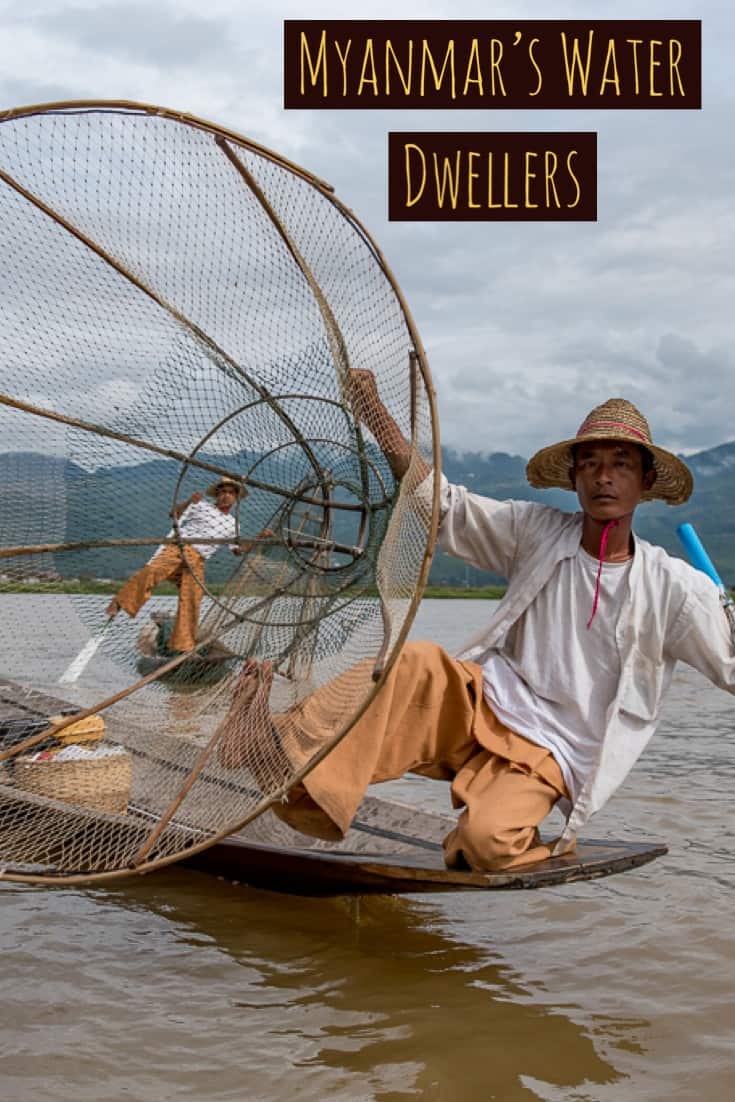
[1,600,733,1101]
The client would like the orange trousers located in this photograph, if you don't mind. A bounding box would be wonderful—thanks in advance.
[114,545,205,652]
[278,641,570,872]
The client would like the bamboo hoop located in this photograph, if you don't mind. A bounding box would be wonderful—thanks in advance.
[0,99,441,882]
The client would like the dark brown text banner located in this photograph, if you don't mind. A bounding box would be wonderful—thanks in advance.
[388,132,597,222]
[284,21,701,110]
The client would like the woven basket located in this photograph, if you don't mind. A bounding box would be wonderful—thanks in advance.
[14,752,132,814]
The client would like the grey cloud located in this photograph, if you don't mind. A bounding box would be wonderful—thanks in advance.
[0,0,732,461]
[0,78,72,109]
[34,3,237,68]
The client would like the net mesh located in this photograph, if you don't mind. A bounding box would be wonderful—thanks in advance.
[0,103,437,882]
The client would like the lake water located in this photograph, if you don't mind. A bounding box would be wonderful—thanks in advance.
[1,598,733,1101]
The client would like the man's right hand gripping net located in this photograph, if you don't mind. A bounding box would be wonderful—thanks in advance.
[0,102,440,883]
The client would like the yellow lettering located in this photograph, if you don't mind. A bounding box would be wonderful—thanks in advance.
[467,151,481,208]
[503,153,518,209]
[600,39,621,95]
[334,39,352,98]
[385,39,413,95]
[528,37,542,97]
[404,144,427,207]
[487,153,502,209]
[566,151,581,209]
[420,39,456,99]
[669,38,685,95]
[525,151,538,208]
[489,38,507,96]
[300,30,327,96]
[358,39,378,95]
[545,151,561,208]
[433,151,462,208]
[627,38,642,94]
[560,30,594,96]
[463,39,483,96]
[649,39,663,96]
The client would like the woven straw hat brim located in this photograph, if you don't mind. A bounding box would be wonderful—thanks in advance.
[206,480,247,500]
[526,437,693,505]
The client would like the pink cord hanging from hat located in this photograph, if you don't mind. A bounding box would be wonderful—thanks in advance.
[586,519,619,629]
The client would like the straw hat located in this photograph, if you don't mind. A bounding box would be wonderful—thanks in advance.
[206,477,247,500]
[526,398,693,505]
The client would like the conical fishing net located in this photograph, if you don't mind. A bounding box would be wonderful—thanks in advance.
[0,101,438,883]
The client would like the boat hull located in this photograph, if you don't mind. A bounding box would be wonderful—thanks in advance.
[1,677,667,892]
[185,825,667,895]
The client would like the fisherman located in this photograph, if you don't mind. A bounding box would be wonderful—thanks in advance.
[107,477,247,653]
[222,370,735,872]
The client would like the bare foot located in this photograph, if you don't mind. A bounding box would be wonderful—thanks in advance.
[217,659,274,769]
[106,597,121,619]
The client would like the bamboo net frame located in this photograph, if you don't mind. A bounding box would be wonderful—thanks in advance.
[0,100,440,883]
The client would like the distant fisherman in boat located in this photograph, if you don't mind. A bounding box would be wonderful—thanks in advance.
[223,371,735,873]
[107,477,247,653]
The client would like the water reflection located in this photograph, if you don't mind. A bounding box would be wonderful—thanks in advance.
[3,598,733,1100]
[85,870,640,1101]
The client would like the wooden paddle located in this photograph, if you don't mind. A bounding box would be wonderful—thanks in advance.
[677,522,735,643]
[58,619,112,684]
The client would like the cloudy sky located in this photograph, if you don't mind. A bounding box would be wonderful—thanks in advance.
[0,0,732,458]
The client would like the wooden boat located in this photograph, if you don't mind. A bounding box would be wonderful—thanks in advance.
[0,677,666,893]
[186,807,666,895]
[134,613,237,682]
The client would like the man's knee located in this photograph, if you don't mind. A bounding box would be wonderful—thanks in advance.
[444,809,539,870]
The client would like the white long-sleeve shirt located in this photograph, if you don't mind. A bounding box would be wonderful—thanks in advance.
[483,545,632,803]
[429,474,735,852]
[156,500,238,561]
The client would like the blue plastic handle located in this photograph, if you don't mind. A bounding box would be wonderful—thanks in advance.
[676,523,724,589]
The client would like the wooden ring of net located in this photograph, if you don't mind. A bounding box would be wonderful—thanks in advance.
[0,101,439,883]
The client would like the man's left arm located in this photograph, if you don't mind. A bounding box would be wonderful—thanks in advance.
[666,578,735,692]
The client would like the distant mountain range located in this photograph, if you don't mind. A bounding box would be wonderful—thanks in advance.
[2,441,734,586]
